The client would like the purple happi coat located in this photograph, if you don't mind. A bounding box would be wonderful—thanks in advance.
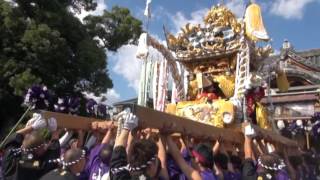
[224,171,241,180]
[200,169,217,180]
[83,144,110,180]
[276,169,290,180]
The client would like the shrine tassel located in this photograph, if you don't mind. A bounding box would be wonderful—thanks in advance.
[145,60,153,106]
[152,62,159,109]
[138,60,147,106]
[138,59,154,107]
[155,59,168,111]
[171,62,182,104]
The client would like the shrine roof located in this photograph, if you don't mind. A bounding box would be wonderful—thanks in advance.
[165,5,242,61]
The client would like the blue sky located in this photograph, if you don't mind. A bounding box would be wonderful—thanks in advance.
[81,0,320,104]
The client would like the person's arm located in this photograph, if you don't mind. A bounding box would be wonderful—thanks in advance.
[102,128,113,145]
[17,115,50,137]
[242,135,258,180]
[244,136,253,159]
[158,135,169,180]
[283,149,296,179]
[110,120,130,179]
[59,130,74,147]
[77,130,84,148]
[166,136,202,180]
[110,129,131,180]
[213,140,220,155]
[114,109,138,148]
[114,129,130,148]
[256,139,267,155]
[110,109,138,180]
[126,131,134,154]
[180,136,187,152]
[252,139,265,164]
[16,126,33,135]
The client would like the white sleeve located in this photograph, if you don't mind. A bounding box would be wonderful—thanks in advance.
[59,131,73,147]
[85,135,97,150]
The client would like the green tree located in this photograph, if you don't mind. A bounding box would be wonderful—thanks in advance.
[84,6,143,51]
[0,0,142,136]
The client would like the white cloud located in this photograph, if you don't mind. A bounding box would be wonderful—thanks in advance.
[108,42,166,97]
[104,89,121,104]
[72,0,107,21]
[109,45,142,93]
[270,0,315,19]
[170,8,209,33]
[83,88,121,105]
[225,0,246,18]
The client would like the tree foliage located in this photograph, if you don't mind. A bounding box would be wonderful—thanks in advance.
[0,0,142,135]
[84,6,143,51]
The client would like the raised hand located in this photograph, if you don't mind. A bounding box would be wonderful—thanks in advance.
[31,116,47,130]
[26,113,42,127]
[47,117,57,132]
[121,108,139,131]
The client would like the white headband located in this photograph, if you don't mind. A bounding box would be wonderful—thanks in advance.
[11,143,47,156]
[48,149,86,169]
[257,157,286,171]
[111,156,157,174]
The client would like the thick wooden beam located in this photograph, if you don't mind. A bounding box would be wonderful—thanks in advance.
[230,124,298,148]
[41,108,243,144]
[251,125,298,147]
[261,93,318,104]
[41,111,107,130]
[274,117,311,121]
[134,105,243,144]
[41,106,298,148]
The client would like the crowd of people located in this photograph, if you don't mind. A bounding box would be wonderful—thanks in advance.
[0,109,319,180]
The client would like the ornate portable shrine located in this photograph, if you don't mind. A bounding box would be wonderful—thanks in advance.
[137,3,274,130]
[38,2,299,150]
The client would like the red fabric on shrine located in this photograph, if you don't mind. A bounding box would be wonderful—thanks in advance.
[246,87,265,116]
[196,93,218,101]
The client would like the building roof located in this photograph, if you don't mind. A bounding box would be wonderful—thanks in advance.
[294,49,320,70]
[113,98,154,108]
[113,98,138,106]
[272,48,320,70]
[258,43,320,85]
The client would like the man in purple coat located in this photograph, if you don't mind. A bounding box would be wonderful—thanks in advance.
[82,126,114,180]
[87,144,113,180]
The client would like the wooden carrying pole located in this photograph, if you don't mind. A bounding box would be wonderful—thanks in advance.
[250,124,298,147]
[41,111,105,130]
[134,105,243,144]
[41,107,243,144]
[41,105,298,148]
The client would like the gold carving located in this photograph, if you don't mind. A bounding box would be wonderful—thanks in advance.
[166,5,242,59]
[204,5,242,33]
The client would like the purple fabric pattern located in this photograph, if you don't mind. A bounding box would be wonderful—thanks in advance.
[86,99,97,116]
[200,169,217,180]
[167,154,186,180]
[276,169,290,180]
[54,96,81,114]
[224,171,241,180]
[24,85,51,110]
[84,144,110,180]
[97,104,107,118]
[166,148,193,180]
